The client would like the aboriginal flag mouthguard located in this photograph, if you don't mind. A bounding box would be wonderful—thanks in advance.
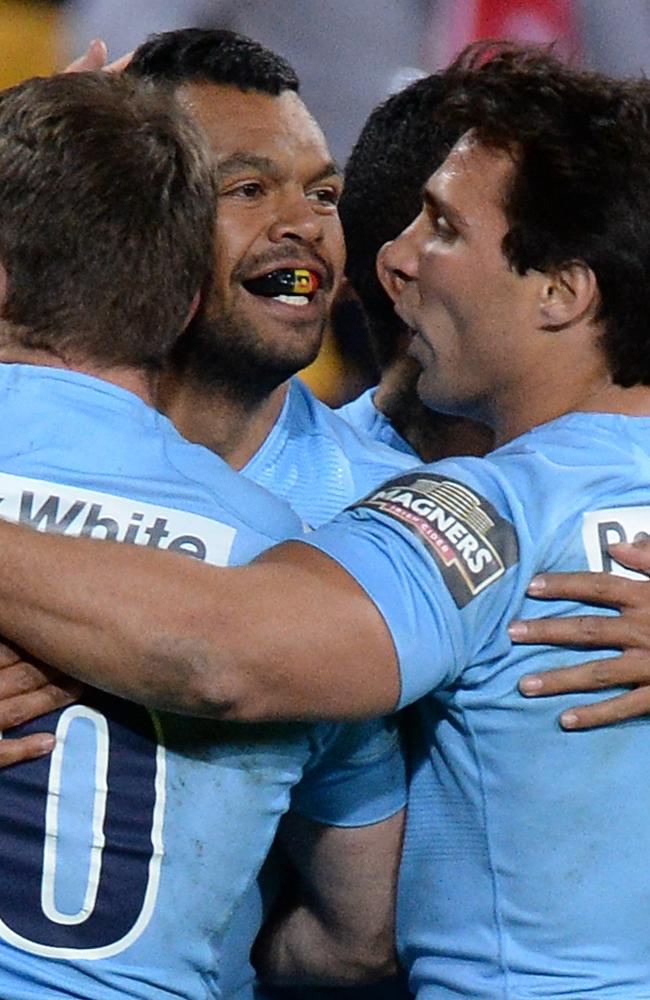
[243,268,321,298]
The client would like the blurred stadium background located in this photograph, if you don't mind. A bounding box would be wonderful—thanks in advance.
[2,0,649,403]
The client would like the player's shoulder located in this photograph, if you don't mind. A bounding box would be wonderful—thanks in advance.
[484,411,650,504]
[352,452,513,524]
[0,365,301,563]
[157,416,302,544]
[376,411,650,536]
[337,386,418,457]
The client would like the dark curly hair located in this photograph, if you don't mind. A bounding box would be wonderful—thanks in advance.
[340,72,466,370]
[128,27,299,95]
[439,43,650,386]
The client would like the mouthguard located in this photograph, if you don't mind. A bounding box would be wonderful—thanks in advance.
[243,268,321,298]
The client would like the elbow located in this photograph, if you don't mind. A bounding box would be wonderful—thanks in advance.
[344,931,399,984]
[139,613,293,721]
[155,637,277,722]
[316,919,398,986]
[139,635,241,719]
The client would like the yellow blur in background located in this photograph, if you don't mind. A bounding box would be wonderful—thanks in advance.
[0,0,60,87]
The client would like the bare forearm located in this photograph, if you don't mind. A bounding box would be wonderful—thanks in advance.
[0,518,231,714]
[0,521,399,720]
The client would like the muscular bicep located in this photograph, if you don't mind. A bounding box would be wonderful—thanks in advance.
[277,806,404,931]
[230,542,400,720]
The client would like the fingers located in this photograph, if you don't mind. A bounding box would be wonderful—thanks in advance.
[0,664,82,770]
[519,651,650,697]
[63,38,108,74]
[509,612,633,649]
[526,571,647,609]
[0,639,22,669]
[0,659,63,698]
[609,540,650,576]
[556,687,650,731]
[0,658,83,702]
[0,683,79,731]
[63,42,131,76]
[518,649,650,729]
[0,733,56,770]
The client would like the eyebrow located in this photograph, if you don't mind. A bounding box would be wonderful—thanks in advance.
[309,161,343,185]
[422,187,468,229]
[218,153,282,179]
[217,153,342,186]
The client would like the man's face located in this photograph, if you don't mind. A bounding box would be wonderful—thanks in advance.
[176,82,345,396]
[378,136,546,424]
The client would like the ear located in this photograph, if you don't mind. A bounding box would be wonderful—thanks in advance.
[538,262,599,332]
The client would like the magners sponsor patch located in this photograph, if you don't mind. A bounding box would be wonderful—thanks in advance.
[352,472,518,608]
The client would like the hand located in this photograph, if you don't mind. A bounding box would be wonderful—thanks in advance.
[64,40,132,75]
[510,540,650,730]
[0,639,82,768]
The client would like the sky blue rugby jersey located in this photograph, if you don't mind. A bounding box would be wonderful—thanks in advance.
[242,379,415,527]
[0,364,406,1000]
[336,387,418,459]
[304,411,650,998]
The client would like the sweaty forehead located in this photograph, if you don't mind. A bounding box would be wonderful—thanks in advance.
[176,81,332,168]
[428,136,514,221]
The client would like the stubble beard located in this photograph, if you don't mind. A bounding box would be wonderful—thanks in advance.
[168,302,325,410]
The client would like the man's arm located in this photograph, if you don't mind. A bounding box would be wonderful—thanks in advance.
[0,520,399,721]
[511,540,650,729]
[253,809,403,987]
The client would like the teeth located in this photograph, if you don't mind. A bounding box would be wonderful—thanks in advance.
[273,294,309,306]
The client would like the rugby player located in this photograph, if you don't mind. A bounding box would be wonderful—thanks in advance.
[337,54,650,733]
[125,33,414,999]
[0,72,405,999]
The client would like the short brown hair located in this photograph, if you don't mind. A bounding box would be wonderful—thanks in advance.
[0,72,217,369]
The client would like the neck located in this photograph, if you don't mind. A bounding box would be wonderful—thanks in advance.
[0,347,156,405]
[375,355,494,461]
[486,349,650,447]
[158,371,289,469]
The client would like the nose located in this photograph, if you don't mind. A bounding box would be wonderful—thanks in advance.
[268,189,324,245]
[376,223,419,303]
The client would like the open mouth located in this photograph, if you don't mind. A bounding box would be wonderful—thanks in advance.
[242,268,321,307]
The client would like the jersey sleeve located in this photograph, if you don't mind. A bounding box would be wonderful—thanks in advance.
[289,716,406,827]
[301,461,525,708]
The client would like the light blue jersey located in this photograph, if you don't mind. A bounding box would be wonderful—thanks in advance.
[337,387,417,459]
[243,379,415,527]
[0,364,406,1000]
[306,411,650,998]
